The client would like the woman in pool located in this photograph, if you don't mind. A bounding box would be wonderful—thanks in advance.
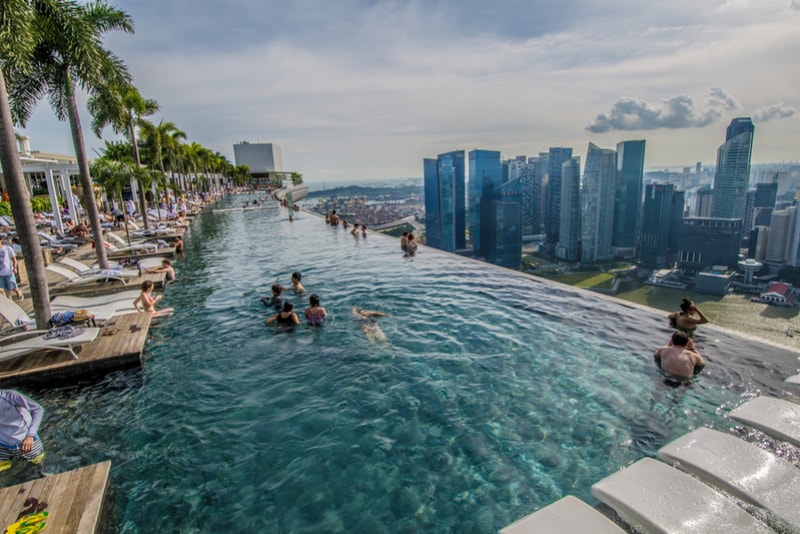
[266,301,301,329]
[667,297,709,335]
[352,306,390,343]
[133,280,174,317]
[291,272,305,293]
[305,294,327,326]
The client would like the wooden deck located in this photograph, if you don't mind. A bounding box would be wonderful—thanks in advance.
[0,461,111,534]
[0,312,152,388]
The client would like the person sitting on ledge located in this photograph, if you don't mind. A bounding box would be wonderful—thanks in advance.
[654,331,706,380]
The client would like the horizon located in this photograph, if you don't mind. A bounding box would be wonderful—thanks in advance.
[13,0,799,182]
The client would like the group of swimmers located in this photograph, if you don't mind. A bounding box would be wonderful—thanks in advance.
[261,271,390,342]
[400,232,418,257]
[324,210,368,237]
[654,297,710,381]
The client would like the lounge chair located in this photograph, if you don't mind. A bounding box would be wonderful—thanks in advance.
[46,264,139,286]
[49,289,141,322]
[37,232,78,251]
[784,374,800,387]
[105,233,158,253]
[591,457,771,533]
[0,326,100,362]
[728,396,800,447]
[499,496,623,534]
[0,295,36,332]
[658,427,800,532]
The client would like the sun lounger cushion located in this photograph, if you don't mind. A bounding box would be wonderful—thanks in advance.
[728,396,800,447]
[784,374,800,387]
[658,427,800,532]
[500,496,623,534]
[591,458,771,533]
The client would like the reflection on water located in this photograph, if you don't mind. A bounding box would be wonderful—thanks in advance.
[6,196,800,533]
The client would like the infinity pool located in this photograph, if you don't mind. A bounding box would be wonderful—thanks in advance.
[11,195,800,532]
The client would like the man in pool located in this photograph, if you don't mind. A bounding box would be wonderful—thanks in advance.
[654,331,706,380]
[0,389,45,472]
[352,306,390,343]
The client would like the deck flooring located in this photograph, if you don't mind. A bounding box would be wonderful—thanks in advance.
[0,312,152,387]
[0,461,111,534]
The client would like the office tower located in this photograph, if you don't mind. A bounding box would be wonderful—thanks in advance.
[545,147,573,244]
[581,143,617,263]
[556,156,581,261]
[748,226,769,261]
[486,200,522,269]
[468,150,502,257]
[639,183,684,268]
[504,156,538,238]
[711,118,754,220]
[765,206,796,265]
[233,142,283,174]
[677,218,742,271]
[612,140,646,257]
[752,182,778,228]
[424,151,466,253]
[528,153,548,235]
[695,186,713,217]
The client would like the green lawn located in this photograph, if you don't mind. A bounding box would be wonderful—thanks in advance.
[551,272,616,289]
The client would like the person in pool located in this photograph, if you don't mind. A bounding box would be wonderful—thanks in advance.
[266,301,300,329]
[133,280,174,317]
[305,294,327,326]
[654,331,706,380]
[146,258,175,282]
[291,272,305,293]
[352,306,390,343]
[667,297,709,335]
[261,284,285,311]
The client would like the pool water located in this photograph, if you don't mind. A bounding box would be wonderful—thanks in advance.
[13,196,800,533]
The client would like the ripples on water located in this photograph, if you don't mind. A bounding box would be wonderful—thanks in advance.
[11,197,800,533]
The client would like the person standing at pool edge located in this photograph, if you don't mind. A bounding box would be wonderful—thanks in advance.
[0,388,45,471]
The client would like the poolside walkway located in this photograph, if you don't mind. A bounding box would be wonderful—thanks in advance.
[0,461,111,534]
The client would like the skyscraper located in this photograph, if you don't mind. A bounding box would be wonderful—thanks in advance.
[486,200,522,269]
[711,118,754,220]
[545,147,573,244]
[468,150,502,257]
[581,143,617,263]
[612,140,646,256]
[556,156,581,261]
[424,151,466,253]
[639,183,684,268]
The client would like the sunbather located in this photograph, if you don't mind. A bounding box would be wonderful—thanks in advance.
[133,280,174,317]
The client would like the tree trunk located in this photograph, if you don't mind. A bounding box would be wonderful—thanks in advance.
[66,86,108,269]
[0,71,51,327]
[128,120,150,229]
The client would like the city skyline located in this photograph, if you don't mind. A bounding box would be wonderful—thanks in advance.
[12,0,799,181]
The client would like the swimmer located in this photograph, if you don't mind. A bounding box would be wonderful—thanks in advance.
[329,210,340,226]
[667,297,708,335]
[146,258,175,282]
[291,272,305,293]
[266,301,300,329]
[133,280,174,317]
[352,306,390,343]
[405,234,418,257]
[260,284,285,311]
[400,232,409,253]
[654,331,706,380]
[305,294,327,326]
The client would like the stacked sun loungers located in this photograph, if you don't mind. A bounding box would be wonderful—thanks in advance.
[503,392,800,533]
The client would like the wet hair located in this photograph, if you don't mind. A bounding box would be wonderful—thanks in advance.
[679,297,693,313]
[282,301,294,312]
[161,259,171,266]
[292,272,302,282]
[141,280,154,291]
[271,284,283,295]
[309,294,320,306]
[671,331,690,347]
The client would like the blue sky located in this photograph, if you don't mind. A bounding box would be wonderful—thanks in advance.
[16,0,800,181]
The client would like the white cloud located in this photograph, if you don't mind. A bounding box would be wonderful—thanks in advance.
[752,103,796,122]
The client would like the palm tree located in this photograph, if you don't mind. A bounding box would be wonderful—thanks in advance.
[8,0,134,269]
[87,82,158,229]
[163,127,187,188]
[0,0,53,327]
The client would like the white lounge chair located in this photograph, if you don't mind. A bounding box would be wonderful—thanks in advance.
[0,326,100,362]
[49,289,141,322]
[37,232,78,251]
[784,374,800,387]
[105,233,158,254]
[500,496,623,534]
[591,457,771,533]
[658,427,800,532]
[728,396,800,447]
[47,264,139,286]
[0,295,36,332]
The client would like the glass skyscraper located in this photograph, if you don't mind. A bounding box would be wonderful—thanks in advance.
[639,183,685,268]
[613,140,646,256]
[556,156,581,261]
[468,150,501,257]
[423,150,465,253]
[581,143,617,263]
[711,118,754,220]
[545,147,573,244]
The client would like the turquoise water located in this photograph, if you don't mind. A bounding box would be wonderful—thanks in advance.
[11,196,800,532]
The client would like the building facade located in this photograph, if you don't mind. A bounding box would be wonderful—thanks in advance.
[612,139,646,257]
[711,118,754,220]
[556,156,581,261]
[677,217,742,271]
[639,183,684,268]
[545,147,573,244]
[233,142,283,179]
[581,143,617,263]
[468,150,502,257]
[424,151,466,253]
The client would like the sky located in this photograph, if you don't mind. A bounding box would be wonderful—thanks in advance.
[15,0,800,182]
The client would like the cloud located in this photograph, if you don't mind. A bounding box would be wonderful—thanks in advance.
[789,0,800,9]
[585,87,738,132]
[752,103,796,122]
